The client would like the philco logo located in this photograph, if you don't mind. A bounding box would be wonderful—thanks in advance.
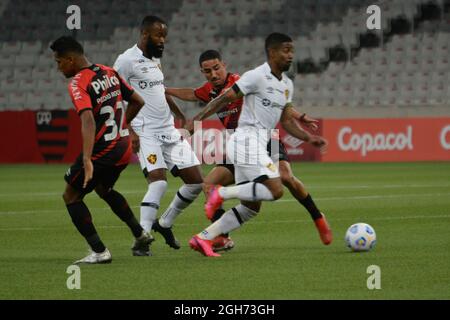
[440,125,450,150]
[91,75,120,95]
[338,126,413,156]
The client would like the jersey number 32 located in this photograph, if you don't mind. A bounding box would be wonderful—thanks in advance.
[100,101,129,141]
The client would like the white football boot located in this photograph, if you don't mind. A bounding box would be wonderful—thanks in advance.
[74,248,112,265]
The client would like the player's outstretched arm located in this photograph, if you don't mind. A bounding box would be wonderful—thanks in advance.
[79,110,96,188]
[193,87,243,121]
[289,106,319,131]
[165,87,198,102]
[280,106,328,152]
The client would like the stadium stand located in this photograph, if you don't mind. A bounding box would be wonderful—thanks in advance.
[0,0,449,115]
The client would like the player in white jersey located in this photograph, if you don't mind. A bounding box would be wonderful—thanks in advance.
[188,33,328,257]
[114,16,203,256]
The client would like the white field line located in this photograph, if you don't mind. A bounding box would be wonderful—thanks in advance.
[1,183,450,199]
[0,214,449,232]
[1,192,450,216]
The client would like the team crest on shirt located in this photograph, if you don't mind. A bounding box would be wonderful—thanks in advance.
[266,163,277,172]
[147,154,157,164]
[285,89,289,100]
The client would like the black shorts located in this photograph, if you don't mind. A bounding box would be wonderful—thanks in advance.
[64,155,127,194]
[267,139,290,163]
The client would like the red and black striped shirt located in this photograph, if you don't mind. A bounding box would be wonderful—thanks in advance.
[68,64,134,166]
[194,73,243,130]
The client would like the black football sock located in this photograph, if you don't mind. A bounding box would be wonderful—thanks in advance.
[298,194,323,221]
[212,207,225,222]
[102,189,143,238]
[211,208,229,237]
[66,202,106,253]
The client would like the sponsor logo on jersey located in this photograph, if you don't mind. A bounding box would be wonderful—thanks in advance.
[266,87,274,94]
[262,98,271,106]
[137,79,164,89]
[91,75,120,95]
[139,81,147,89]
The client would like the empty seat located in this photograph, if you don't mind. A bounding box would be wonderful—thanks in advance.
[0,68,13,80]
[14,54,37,68]
[8,92,27,110]
[18,79,37,92]
[0,54,15,68]
[31,67,50,80]
[2,42,22,54]
[21,41,43,54]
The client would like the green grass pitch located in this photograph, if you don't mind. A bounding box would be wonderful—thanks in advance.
[0,162,449,299]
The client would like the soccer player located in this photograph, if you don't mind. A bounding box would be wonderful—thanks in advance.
[51,36,152,264]
[166,50,332,250]
[114,16,204,255]
[188,33,329,257]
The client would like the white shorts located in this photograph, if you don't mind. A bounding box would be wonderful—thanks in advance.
[135,128,200,175]
[226,128,280,184]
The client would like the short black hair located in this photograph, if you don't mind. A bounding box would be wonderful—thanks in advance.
[141,15,167,32]
[265,32,292,56]
[199,50,222,66]
[50,36,84,56]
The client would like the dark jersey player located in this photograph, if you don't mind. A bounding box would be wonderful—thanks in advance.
[51,36,151,264]
[166,50,332,249]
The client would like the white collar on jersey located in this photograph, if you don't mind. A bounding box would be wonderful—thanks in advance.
[133,44,159,63]
[262,62,284,82]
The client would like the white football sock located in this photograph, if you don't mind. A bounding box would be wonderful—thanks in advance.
[198,204,258,240]
[140,180,168,233]
[218,182,274,201]
[159,183,202,228]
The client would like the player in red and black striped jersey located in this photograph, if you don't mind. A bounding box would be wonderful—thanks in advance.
[193,72,242,130]
[166,50,332,249]
[51,36,152,264]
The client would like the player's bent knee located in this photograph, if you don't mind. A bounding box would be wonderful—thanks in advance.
[95,185,111,199]
[147,169,167,184]
[241,201,261,213]
[272,187,284,200]
[62,190,82,205]
[280,171,294,187]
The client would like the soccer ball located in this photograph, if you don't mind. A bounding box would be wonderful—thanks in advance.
[345,223,376,252]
